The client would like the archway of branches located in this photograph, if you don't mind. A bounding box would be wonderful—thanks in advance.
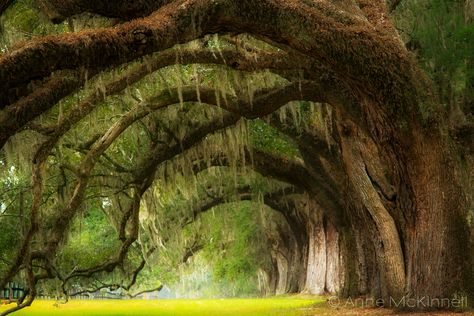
[0,1,472,315]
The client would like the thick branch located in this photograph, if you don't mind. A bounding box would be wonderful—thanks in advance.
[0,1,221,89]
[0,47,306,149]
[355,0,398,33]
[0,70,86,147]
[176,141,343,223]
[1,0,414,116]
[126,285,164,298]
[251,149,341,216]
[38,0,171,23]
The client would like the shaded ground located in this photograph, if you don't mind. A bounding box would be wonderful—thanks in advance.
[0,297,472,315]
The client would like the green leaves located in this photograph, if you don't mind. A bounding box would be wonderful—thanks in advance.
[249,119,299,158]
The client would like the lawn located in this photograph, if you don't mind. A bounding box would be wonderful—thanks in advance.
[0,297,322,316]
[2,297,472,316]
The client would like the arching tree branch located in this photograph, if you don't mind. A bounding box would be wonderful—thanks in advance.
[0,46,308,149]
[0,70,87,147]
[38,0,172,23]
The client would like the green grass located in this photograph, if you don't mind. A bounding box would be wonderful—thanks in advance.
[0,297,323,316]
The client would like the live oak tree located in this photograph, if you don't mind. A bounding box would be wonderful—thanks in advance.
[0,0,473,314]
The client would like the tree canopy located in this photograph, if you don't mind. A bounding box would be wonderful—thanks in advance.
[0,0,472,314]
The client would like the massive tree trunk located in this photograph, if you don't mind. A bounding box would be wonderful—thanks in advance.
[303,203,345,295]
[325,218,342,294]
[304,210,327,295]
[336,117,405,301]
[335,98,473,303]
[257,267,277,297]
[403,129,473,301]
[267,201,309,295]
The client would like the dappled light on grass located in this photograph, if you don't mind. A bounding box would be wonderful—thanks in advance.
[0,297,322,316]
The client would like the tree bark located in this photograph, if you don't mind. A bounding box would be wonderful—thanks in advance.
[337,117,406,302]
[304,207,327,295]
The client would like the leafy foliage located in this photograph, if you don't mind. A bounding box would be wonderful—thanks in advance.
[396,0,474,114]
[173,201,274,298]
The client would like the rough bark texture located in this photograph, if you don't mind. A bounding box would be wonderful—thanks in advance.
[305,211,327,295]
[337,116,406,301]
[325,219,342,294]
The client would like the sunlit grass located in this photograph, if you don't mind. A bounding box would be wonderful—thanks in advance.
[0,297,323,315]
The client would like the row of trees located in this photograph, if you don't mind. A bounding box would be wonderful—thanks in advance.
[0,0,472,314]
